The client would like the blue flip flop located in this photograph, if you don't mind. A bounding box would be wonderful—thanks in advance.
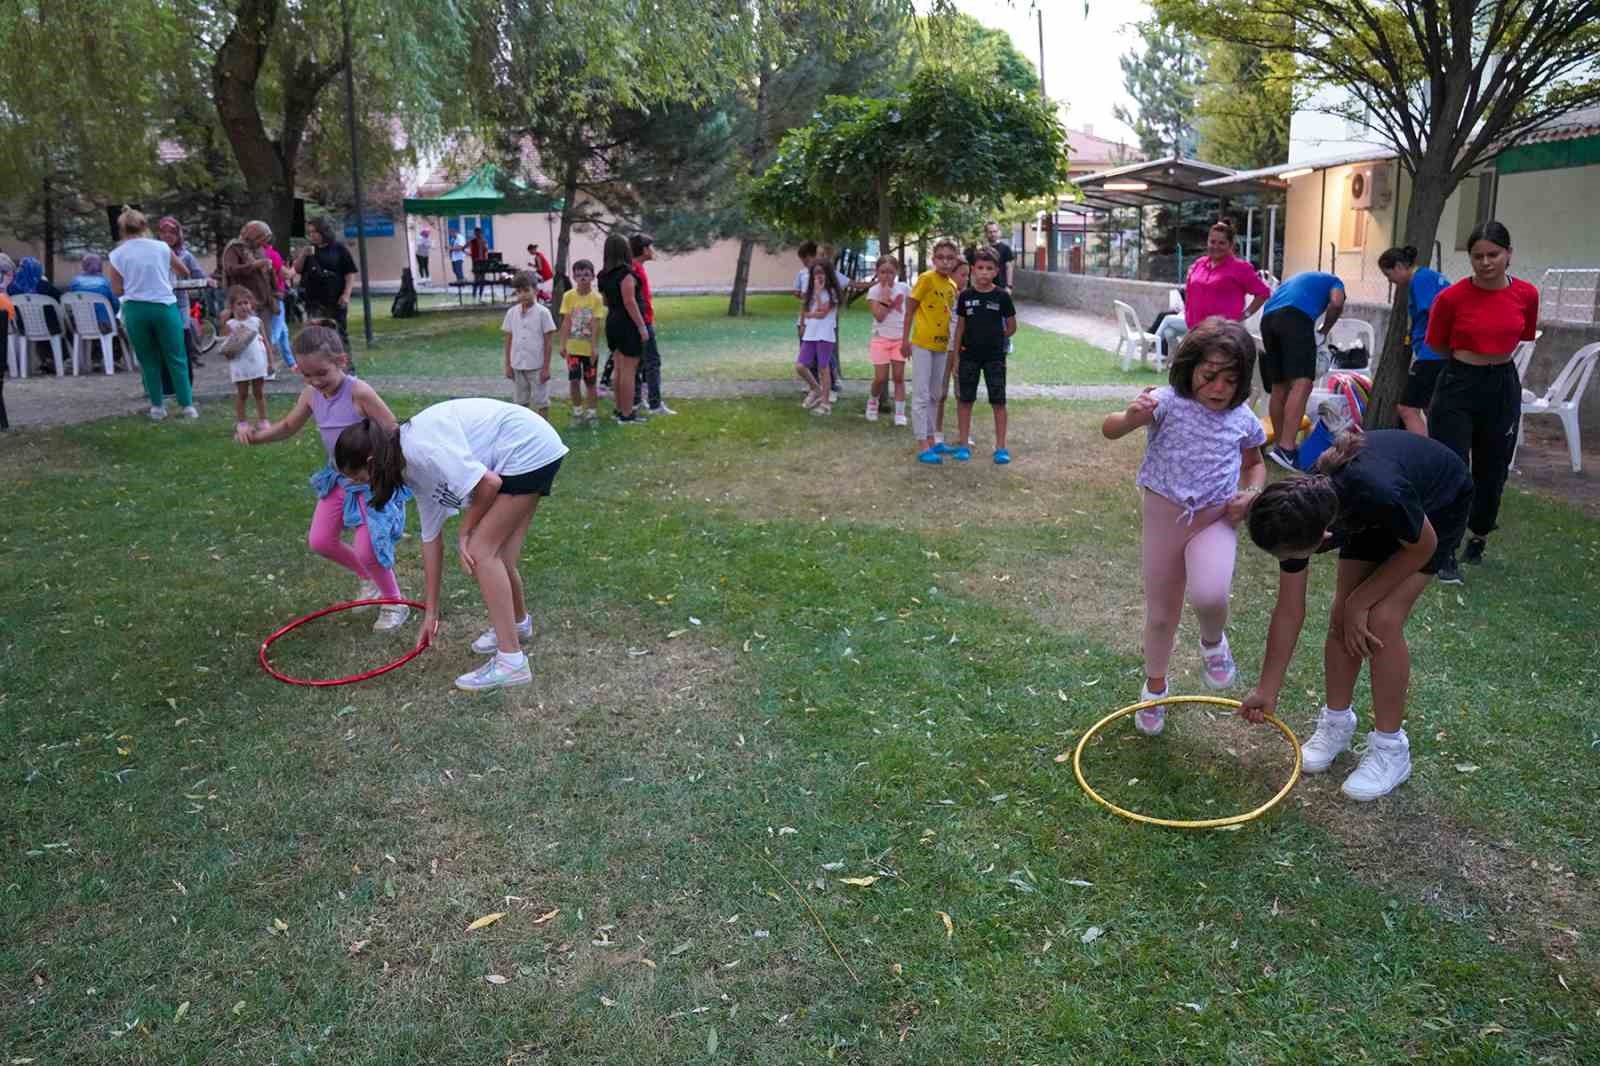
[993,448,1011,465]
[918,449,943,465]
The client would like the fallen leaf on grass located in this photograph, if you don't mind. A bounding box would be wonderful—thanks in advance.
[531,908,559,925]
[485,974,509,985]
[1053,751,1071,763]
[1455,763,1481,774]
[838,876,880,887]
[667,629,688,639]
[1081,926,1104,945]
[271,918,288,932]
[347,940,370,956]
[669,940,693,956]
[173,1001,190,1024]
[707,1028,719,1054]
[937,911,954,939]
[1065,879,1094,888]
[465,912,506,932]
[599,995,617,1007]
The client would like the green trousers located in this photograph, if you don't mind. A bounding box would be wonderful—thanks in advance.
[124,300,191,408]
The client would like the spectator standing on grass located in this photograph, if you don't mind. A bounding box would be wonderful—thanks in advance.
[502,270,558,422]
[597,233,650,424]
[294,216,359,360]
[221,220,279,377]
[1377,245,1450,438]
[260,232,294,371]
[107,207,195,420]
[157,216,207,385]
[415,226,432,281]
[630,233,675,416]
[950,248,1017,463]
[1258,269,1346,470]
[1157,219,1271,360]
[863,255,910,426]
[449,228,466,282]
[559,259,604,425]
[901,237,961,465]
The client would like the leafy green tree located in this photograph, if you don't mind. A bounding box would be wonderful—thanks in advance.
[751,68,1072,258]
[1195,41,1293,169]
[1156,0,1600,427]
[1114,18,1203,158]
[910,12,1042,97]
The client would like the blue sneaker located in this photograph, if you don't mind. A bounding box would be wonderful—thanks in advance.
[933,441,954,455]
[952,446,971,461]
[994,448,1011,465]
[917,448,943,465]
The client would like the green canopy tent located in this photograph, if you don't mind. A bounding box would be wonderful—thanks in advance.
[401,165,563,293]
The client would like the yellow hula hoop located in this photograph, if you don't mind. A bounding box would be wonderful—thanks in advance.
[1071,695,1302,830]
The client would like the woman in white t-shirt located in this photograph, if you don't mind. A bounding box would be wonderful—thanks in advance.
[335,398,569,692]
[864,255,910,425]
[106,208,194,421]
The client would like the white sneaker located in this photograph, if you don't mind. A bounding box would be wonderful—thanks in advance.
[865,401,880,422]
[148,406,168,421]
[801,391,821,409]
[1200,634,1237,690]
[648,403,678,416]
[181,405,200,419]
[471,614,533,654]
[373,603,411,632]
[810,402,831,417]
[1134,684,1167,736]
[893,411,908,427]
[455,654,533,692]
[1300,706,1358,773]
[1340,730,1411,801]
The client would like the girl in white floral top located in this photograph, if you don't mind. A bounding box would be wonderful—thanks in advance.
[1101,318,1268,736]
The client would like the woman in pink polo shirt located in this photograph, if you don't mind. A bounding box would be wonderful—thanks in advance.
[1158,219,1272,356]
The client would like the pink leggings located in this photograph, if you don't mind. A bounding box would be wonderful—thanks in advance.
[1141,490,1237,678]
[308,487,401,598]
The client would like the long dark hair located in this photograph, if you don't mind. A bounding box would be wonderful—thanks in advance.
[335,417,407,509]
[601,233,632,276]
[804,260,842,313]
[1246,431,1365,554]
[1377,245,1419,271]
[1466,220,1512,251]
[1169,317,1255,409]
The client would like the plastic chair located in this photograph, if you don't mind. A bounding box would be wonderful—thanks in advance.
[1113,300,1162,372]
[1167,288,1185,315]
[6,322,24,379]
[13,294,72,376]
[1511,331,1542,380]
[1257,270,1280,290]
[1327,319,1376,370]
[1519,342,1598,473]
[61,292,120,375]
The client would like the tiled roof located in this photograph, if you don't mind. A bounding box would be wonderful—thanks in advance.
[1521,106,1600,145]
[1065,127,1144,166]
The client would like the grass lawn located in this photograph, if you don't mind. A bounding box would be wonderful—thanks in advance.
[352,294,1161,389]
[4,391,1597,1063]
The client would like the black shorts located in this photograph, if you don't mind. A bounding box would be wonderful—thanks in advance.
[605,318,644,360]
[956,350,1007,406]
[1400,358,1445,410]
[566,354,596,383]
[499,456,563,497]
[1338,487,1472,575]
[1259,307,1318,389]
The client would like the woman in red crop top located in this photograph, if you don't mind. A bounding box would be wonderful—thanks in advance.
[1422,221,1539,581]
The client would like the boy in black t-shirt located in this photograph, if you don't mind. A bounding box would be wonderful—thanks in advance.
[950,248,1017,463]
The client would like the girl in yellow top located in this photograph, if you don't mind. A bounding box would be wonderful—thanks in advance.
[900,237,962,464]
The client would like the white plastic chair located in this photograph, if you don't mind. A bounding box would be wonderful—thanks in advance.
[1257,270,1280,290]
[61,292,120,375]
[1327,319,1376,370]
[13,293,72,376]
[1519,342,1598,473]
[1113,300,1161,372]
[1511,332,1542,380]
[1167,288,1185,315]
[6,323,24,379]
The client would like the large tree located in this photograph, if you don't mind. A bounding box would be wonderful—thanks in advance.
[1195,41,1294,169]
[1115,18,1204,158]
[1156,0,1600,427]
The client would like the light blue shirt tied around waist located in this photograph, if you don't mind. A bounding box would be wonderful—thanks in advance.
[309,465,412,570]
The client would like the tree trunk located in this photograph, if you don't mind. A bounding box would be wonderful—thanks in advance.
[551,149,582,316]
[1366,161,1453,430]
[728,238,755,316]
[40,176,55,279]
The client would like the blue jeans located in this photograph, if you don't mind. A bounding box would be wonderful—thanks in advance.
[271,305,293,367]
[451,259,465,282]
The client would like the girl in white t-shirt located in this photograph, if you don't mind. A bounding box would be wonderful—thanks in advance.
[335,398,570,692]
[865,256,910,425]
[795,261,843,416]
[221,286,273,431]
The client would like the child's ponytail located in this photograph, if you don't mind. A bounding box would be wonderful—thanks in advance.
[335,417,407,509]
[1247,475,1340,556]
[1312,430,1365,474]
[293,320,348,368]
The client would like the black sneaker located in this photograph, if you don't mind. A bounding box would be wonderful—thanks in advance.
[1463,536,1486,565]
[1436,559,1464,586]
[1267,445,1299,471]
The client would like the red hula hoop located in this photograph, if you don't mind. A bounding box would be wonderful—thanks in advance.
[260,598,430,687]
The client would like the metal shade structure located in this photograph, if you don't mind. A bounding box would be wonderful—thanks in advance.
[1070,156,1255,210]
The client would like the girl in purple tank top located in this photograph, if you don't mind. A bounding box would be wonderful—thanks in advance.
[234,324,413,632]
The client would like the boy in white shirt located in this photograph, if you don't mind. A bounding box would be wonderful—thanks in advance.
[502,270,558,421]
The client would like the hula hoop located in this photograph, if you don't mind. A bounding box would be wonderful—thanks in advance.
[259,598,429,687]
[1071,695,1302,830]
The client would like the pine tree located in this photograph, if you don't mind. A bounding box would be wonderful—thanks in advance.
[1196,41,1292,170]
[1114,19,1203,158]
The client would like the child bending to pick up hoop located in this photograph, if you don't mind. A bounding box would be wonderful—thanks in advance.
[335,398,568,693]
[1102,318,1267,736]
[1242,430,1472,801]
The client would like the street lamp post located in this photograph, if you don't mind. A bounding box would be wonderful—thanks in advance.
[340,0,375,347]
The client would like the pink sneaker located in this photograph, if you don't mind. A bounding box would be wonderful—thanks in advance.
[1201,634,1237,690]
[1134,685,1167,736]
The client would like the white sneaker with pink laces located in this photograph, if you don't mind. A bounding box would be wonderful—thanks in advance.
[1134,684,1167,736]
[1200,634,1237,690]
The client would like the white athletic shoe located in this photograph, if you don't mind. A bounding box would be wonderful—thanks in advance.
[373,603,411,632]
[893,410,908,427]
[455,654,533,692]
[1200,634,1237,690]
[181,405,200,419]
[471,614,533,654]
[1340,730,1411,801]
[801,391,821,409]
[148,406,168,421]
[865,400,880,422]
[1300,706,1358,773]
[1134,684,1167,736]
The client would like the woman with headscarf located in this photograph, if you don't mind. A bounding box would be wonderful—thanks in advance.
[67,254,124,370]
[7,255,66,373]
[157,216,209,385]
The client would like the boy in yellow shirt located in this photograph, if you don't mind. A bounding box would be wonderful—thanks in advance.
[558,259,605,425]
[901,237,962,464]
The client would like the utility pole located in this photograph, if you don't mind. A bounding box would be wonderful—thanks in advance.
[340,0,375,347]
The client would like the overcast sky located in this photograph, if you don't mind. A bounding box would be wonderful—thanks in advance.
[952,0,1151,143]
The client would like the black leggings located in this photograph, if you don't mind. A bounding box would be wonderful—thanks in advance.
[1428,359,1519,538]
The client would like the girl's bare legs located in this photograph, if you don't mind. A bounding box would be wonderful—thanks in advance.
[1325,559,1430,732]
[870,364,889,406]
[234,381,248,422]
[466,493,541,653]
[797,362,820,396]
[252,379,267,423]
[891,360,906,404]
[615,353,639,416]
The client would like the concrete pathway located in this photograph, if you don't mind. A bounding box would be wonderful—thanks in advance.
[1013,301,1124,353]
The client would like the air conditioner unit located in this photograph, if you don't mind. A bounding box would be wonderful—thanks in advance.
[1349,165,1392,211]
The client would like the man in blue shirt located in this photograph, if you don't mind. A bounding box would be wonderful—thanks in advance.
[1258,271,1346,469]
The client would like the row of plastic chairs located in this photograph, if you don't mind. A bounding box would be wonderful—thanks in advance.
[1514,337,1598,473]
[6,292,135,379]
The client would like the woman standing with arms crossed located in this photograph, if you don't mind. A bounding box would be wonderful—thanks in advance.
[597,234,651,425]
[108,208,195,421]
[1157,219,1272,358]
[1422,221,1538,582]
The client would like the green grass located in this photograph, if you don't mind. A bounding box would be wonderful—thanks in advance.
[3,389,1597,1063]
[351,293,1160,388]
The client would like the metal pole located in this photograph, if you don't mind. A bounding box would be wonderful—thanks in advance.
[1036,9,1046,97]
[1268,204,1279,276]
[1245,207,1255,266]
[341,0,374,347]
